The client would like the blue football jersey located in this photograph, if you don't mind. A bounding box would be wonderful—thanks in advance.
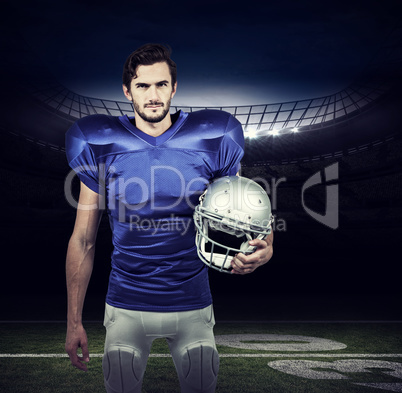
[66,109,244,311]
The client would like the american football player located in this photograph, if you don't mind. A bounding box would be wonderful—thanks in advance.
[64,43,273,393]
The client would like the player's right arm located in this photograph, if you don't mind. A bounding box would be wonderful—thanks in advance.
[65,181,104,372]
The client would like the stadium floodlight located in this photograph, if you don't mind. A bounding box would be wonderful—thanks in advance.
[246,127,258,138]
[271,129,280,136]
[291,127,299,133]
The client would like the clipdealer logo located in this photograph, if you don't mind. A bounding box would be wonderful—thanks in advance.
[301,162,339,229]
[239,162,339,231]
[64,164,207,212]
[63,162,339,230]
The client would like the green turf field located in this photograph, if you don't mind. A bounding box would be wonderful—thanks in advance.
[0,322,401,392]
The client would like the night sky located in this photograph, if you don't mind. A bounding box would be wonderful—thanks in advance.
[2,0,400,106]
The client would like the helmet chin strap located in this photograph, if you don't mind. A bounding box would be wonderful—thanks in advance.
[239,233,265,254]
[239,233,254,254]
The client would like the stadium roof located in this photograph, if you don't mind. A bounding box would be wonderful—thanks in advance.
[1,19,401,151]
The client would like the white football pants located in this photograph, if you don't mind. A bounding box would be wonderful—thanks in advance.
[102,303,219,393]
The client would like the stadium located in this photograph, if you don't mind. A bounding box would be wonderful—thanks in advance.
[1,5,401,393]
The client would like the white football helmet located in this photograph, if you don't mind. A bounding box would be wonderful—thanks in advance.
[194,176,274,273]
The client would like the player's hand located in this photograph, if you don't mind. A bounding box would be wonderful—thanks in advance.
[65,324,90,372]
[231,233,273,275]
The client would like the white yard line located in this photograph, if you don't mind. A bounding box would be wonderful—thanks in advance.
[1,353,402,358]
[0,320,401,324]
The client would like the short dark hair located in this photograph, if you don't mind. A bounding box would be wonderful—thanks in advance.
[122,43,177,92]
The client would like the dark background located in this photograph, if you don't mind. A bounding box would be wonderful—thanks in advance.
[0,0,401,322]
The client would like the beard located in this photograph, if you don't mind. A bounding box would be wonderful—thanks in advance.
[133,97,172,124]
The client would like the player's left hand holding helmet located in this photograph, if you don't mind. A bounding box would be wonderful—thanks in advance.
[193,176,274,273]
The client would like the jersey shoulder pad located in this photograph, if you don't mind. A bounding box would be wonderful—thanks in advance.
[69,114,117,140]
[186,109,240,136]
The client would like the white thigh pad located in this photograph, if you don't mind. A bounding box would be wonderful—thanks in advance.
[178,341,219,393]
[103,345,146,393]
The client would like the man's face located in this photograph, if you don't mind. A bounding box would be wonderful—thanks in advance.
[123,62,177,124]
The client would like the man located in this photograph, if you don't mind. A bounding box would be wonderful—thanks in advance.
[65,43,273,393]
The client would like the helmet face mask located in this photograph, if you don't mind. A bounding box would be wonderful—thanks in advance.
[194,176,274,273]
